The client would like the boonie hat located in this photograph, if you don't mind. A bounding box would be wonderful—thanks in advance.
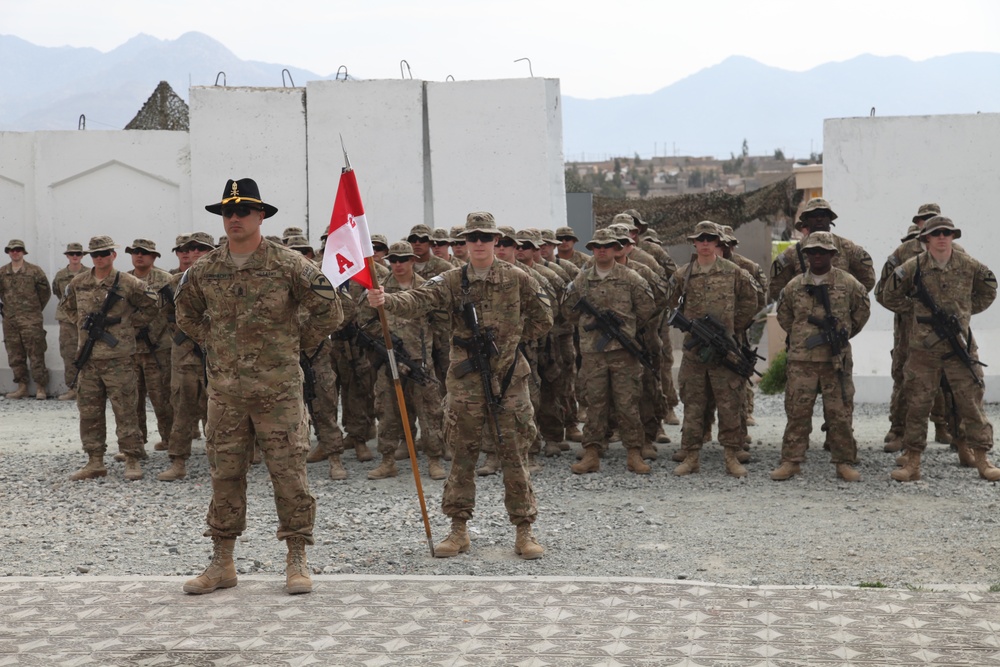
[611,213,637,232]
[407,224,433,241]
[586,228,623,250]
[639,229,661,245]
[919,216,961,240]
[282,227,304,241]
[126,239,160,257]
[720,225,738,245]
[901,224,920,243]
[4,239,26,254]
[516,229,544,249]
[457,212,501,237]
[172,234,190,252]
[623,208,647,230]
[801,231,838,254]
[186,232,216,250]
[539,229,559,245]
[88,236,118,253]
[498,226,517,242]
[555,226,578,241]
[387,241,417,259]
[205,178,278,218]
[64,242,86,255]
[371,234,389,249]
[798,197,838,225]
[912,203,941,223]
[687,221,721,241]
[450,225,466,240]
[431,228,453,243]
[284,235,313,251]
[607,224,634,244]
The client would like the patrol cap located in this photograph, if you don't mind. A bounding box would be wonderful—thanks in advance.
[371,233,389,249]
[611,213,637,232]
[919,216,961,240]
[386,240,417,259]
[800,231,838,254]
[186,231,216,250]
[607,224,634,244]
[64,242,86,255]
[797,197,838,228]
[126,239,160,257]
[284,235,313,251]
[539,229,559,245]
[171,234,190,252]
[407,224,433,242]
[901,224,920,243]
[282,226,304,241]
[623,208,647,230]
[4,239,26,254]
[586,228,623,250]
[720,225,738,245]
[516,229,544,249]
[431,228,453,243]
[88,236,118,253]
[555,226,579,241]
[456,212,500,237]
[205,178,278,218]
[687,220,722,241]
[912,203,941,223]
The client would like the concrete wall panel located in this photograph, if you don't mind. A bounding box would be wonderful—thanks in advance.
[306,80,425,245]
[426,79,567,233]
[824,113,1000,401]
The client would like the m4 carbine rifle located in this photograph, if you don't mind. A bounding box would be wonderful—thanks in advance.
[668,310,761,380]
[803,283,851,396]
[572,297,654,372]
[452,300,506,448]
[356,327,437,386]
[71,273,123,386]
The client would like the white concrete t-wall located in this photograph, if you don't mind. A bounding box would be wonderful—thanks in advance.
[824,113,1000,402]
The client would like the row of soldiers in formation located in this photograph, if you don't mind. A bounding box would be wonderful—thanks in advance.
[1,199,997,487]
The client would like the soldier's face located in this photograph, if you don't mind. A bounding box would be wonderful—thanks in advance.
[540,243,555,260]
[66,253,84,268]
[802,213,832,233]
[925,228,954,254]
[558,237,575,253]
[592,244,618,268]
[515,245,533,262]
[804,248,834,274]
[91,250,115,270]
[466,233,497,267]
[7,249,24,262]
[431,242,450,259]
[451,241,468,260]
[223,207,264,244]
[130,250,155,270]
[408,237,431,259]
[694,238,718,258]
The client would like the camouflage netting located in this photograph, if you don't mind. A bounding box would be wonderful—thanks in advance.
[594,176,802,246]
[125,81,190,131]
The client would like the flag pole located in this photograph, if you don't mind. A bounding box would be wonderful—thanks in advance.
[339,134,435,557]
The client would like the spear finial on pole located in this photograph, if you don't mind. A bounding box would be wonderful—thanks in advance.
[339,133,352,171]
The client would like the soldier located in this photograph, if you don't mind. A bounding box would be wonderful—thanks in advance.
[175,178,343,595]
[371,234,389,264]
[169,234,190,275]
[285,235,316,261]
[362,241,447,481]
[127,239,174,453]
[431,228,459,266]
[52,242,89,399]
[157,232,215,482]
[281,227,305,243]
[881,216,1000,482]
[771,232,870,482]
[63,236,158,480]
[555,226,590,268]
[367,212,552,560]
[408,224,455,389]
[669,222,759,477]
[564,228,656,475]
[540,229,583,442]
[1,239,50,399]
[450,225,469,264]
[768,198,875,302]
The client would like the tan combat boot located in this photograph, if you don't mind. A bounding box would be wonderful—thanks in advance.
[836,463,861,482]
[114,452,126,462]
[565,425,583,443]
[736,448,751,463]
[476,452,500,476]
[183,537,237,594]
[368,454,397,480]
[626,448,651,474]
[895,450,911,467]
[153,441,168,451]
[891,450,922,482]
[427,456,447,480]
[655,426,671,444]
[306,443,329,464]
[285,536,312,595]
[434,518,471,558]
[35,387,47,400]
[883,432,903,453]
[124,456,144,481]
[770,461,800,481]
[973,449,1000,482]
[157,457,187,481]
[724,447,747,478]
[543,440,562,457]
[514,522,544,560]
[5,383,28,399]
[57,388,77,401]
[640,442,659,460]
[394,441,410,461]
[328,454,347,481]
[671,448,687,463]
[954,441,976,468]
[664,407,680,426]
[69,453,108,480]
[673,450,700,476]
[354,441,374,462]
[934,423,953,445]
[570,445,600,474]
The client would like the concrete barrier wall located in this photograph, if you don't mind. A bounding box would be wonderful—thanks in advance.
[824,113,1000,402]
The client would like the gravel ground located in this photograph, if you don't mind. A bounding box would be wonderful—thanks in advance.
[2,392,999,590]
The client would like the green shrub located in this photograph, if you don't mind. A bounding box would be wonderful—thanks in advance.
[758,349,787,395]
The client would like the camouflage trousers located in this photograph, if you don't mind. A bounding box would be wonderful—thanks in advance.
[2,318,48,389]
[308,343,345,456]
[331,340,375,447]
[375,371,443,457]
[659,316,679,409]
[536,334,565,441]
[558,332,580,431]
[441,376,537,525]
[780,360,857,464]
[580,349,644,452]
[203,388,315,543]
[76,357,145,458]
[167,363,207,459]
[678,354,744,450]
[134,350,173,446]
[58,321,79,387]
[888,333,948,436]
[901,349,993,453]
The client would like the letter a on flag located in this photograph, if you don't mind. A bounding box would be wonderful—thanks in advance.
[321,169,374,289]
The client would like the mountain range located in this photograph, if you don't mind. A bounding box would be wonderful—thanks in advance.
[3,32,999,158]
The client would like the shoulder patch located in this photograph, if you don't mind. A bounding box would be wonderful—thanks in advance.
[859,250,873,266]
[427,274,446,286]
[175,269,190,299]
[308,272,336,300]
[984,270,998,290]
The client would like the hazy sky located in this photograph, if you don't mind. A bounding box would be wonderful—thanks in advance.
[5,0,998,99]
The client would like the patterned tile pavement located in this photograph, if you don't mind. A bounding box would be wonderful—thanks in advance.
[1,575,999,666]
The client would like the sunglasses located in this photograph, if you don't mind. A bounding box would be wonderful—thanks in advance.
[407,235,430,244]
[464,232,496,244]
[452,241,466,247]
[556,236,575,242]
[693,234,718,243]
[90,250,113,258]
[65,252,84,257]
[926,229,954,237]
[372,244,388,253]
[432,241,451,247]
[497,239,517,248]
[387,255,413,264]
[802,248,833,255]
[591,243,618,250]
[131,249,154,256]
[221,204,263,218]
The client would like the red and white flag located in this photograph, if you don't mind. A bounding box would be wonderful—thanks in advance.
[322,169,374,289]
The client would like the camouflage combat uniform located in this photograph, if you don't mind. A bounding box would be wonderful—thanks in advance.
[163,271,208,464]
[0,256,50,392]
[768,234,875,301]
[129,264,174,448]
[174,238,343,543]
[53,264,87,388]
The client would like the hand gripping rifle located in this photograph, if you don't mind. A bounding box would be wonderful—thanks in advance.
[572,297,655,372]
[804,283,851,397]
[452,300,506,450]
[667,310,761,380]
[912,259,986,387]
[70,273,123,387]
[356,327,438,386]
